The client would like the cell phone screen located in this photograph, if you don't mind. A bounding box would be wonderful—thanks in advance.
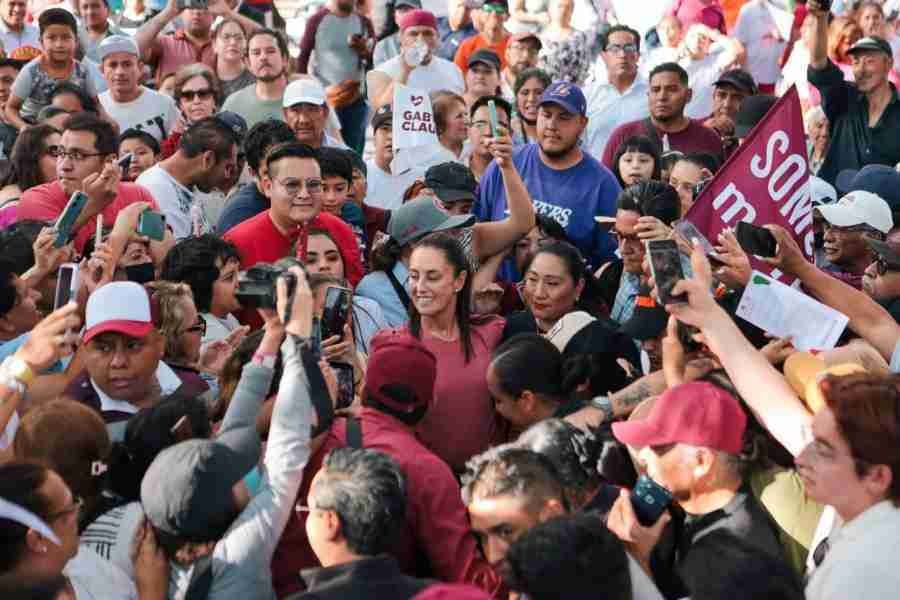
[647,240,686,305]
[488,100,499,138]
[321,286,352,341]
[331,362,354,410]
[53,264,79,310]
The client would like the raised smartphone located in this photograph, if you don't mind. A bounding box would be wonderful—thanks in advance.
[647,239,686,305]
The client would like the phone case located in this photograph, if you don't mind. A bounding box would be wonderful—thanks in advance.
[54,192,89,247]
[630,475,673,526]
[647,240,686,304]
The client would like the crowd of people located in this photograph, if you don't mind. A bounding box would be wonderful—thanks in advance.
[1,0,900,598]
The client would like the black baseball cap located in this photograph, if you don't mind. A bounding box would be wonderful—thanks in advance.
[468,48,501,71]
[141,438,256,540]
[734,94,777,139]
[425,162,478,203]
[372,103,393,131]
[848,36,893,57]
[713,69,758,95]
[836,165,900,213]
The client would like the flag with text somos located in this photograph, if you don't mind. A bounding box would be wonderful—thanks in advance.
[685,86,813,283]
[391,83,439,174]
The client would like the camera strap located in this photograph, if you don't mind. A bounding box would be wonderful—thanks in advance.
[386,269,411,310]
[300,342,335,437]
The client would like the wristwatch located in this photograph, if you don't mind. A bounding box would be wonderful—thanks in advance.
[0,356,35,395]
[590,394,612,415]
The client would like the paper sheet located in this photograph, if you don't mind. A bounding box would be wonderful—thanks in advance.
[736,271,849,351]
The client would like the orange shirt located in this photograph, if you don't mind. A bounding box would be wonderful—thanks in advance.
[453,34,509,74]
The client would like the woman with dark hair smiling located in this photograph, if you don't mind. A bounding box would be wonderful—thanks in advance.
[403,232,506,472]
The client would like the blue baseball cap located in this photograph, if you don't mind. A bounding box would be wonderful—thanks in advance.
[836,164,900,213]
[538,81,586,117]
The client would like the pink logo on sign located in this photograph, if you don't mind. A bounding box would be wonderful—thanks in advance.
[411,95,423,106]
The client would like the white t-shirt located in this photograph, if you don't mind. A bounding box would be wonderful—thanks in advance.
[374,54,465,96]
[364,158,423,210]
[733,0,788,86]
[136,165,212,240]
[100,86,179,142]
[65,543,138,600]
[681,48,736,119]
[80,501,144,580]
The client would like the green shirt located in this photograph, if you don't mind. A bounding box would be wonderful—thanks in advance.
[221,85,285,129]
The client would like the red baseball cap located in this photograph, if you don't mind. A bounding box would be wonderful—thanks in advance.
[612,382,747,454]
[364,329,437,415]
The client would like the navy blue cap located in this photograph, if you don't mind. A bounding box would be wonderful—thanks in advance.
[538,81,586,117]
[836,164,900,212]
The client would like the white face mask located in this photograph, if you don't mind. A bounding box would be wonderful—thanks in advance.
[404,39,428,67]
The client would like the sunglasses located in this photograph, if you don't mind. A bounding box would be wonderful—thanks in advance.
[183,318,207,336]
[180,88,214,101]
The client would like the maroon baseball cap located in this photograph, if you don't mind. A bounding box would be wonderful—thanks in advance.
[364,329,437,414]
[612,382,747,454]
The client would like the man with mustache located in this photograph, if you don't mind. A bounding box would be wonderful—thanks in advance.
[222,28,291,128]
[806,0,900,186]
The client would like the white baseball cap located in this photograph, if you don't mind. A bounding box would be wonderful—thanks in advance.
[84,281,153,343]
[545,311,596,353]
[282,78,326,109]
[809,176,837,206]
[816,190,894,234]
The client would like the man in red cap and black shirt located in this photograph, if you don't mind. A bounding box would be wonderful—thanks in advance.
[607,381,794,599]
[271,329,503,598]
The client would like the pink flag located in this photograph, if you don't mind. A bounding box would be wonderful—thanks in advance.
[686,86,813,282]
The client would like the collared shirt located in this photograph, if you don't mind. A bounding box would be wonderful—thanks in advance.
[809,59,900,186]
[152,29,216,86]
[298,555,430,600]
[611,270,641,325]
[806,501,900,599]
[0,19,39,54]
[355,261,410,328]
[584,76,651,160]
[90,361,183,416]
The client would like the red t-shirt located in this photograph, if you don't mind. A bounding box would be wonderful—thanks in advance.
[454,34,510,74]
[601,118,724,170]
[223,209,364,328]
[15,180,159,253]
[407,316,506,472]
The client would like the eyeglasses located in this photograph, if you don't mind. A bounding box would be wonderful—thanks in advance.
[612,230,641,245]
[605,43,638,56]
[44,144,63,157]
[180,88,214,101]
[183,318,207,336]
[47,496,83,522]
[275,178,323,196]
[55,147,106,161]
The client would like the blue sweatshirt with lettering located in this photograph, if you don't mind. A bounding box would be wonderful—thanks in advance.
[474,143,620,280]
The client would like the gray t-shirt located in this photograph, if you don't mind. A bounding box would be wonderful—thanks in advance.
[12,58,101,123]
[221,69,256,101]
[300,8,369,87]
[373,33,401,67]
[221,84,284,129]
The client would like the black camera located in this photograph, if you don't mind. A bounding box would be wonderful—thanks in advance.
[235,263,297,310]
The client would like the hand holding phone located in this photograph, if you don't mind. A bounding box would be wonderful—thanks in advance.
[629,475,673,526]
[320,286,352,342]
[137,210,166,241]
[54,192,89,248]
[647,239,687,305]
[53,263,80,310]
[735,222,777,258]
[488,99,500,138]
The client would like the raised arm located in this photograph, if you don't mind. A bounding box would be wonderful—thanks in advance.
[134,0,179,65]
[766,225,900,362]
[472,132,536,260]
[667,243,813,456]
[808,0,830,70]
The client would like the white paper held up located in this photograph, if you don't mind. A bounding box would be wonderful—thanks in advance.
[391,83,439,174]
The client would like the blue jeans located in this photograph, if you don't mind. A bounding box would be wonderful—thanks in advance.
[336,96,368,156]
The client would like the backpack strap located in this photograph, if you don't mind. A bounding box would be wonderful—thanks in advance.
[386,267,411,310]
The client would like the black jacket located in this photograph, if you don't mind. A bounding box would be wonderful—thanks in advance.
[292,555,432,600]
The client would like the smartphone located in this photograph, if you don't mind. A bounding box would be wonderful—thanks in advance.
[54,191,88,248]
[330,361,355,410]
[630,475,673,526]
[280,272,298,326]
[117,152,133,174]
[673,220,725,267]
[310,317,322,357]
[320,286,352,341]
[137,210,166,241]
[735,221,777,258]
[95,214,103,245]
[647,239,686,305]
[488,99,499,138]
[53,263,79,310]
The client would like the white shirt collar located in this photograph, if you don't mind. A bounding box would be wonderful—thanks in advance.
[91,361,182,414]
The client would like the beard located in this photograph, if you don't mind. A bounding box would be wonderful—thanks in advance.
[255,66,285,83]
[539,138,579,159]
